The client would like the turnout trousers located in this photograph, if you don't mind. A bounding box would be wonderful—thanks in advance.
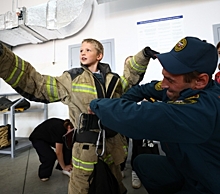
[68,134,127,194]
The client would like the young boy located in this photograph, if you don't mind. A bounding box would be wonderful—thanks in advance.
[0,39,158,194]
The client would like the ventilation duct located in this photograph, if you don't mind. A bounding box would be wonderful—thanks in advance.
[96,0,119,4]
[0,0,93,46]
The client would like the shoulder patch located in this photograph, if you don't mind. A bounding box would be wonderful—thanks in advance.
[155,81,163,91]
[167,94,199,104]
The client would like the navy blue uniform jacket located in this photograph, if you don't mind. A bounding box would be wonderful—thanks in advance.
[90,80,220,194]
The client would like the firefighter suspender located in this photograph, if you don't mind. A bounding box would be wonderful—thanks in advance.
[76,75,119,156]
[95,75,118,156]
[106,76,118,98]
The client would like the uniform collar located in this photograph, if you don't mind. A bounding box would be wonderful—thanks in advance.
[164,80,214,102]
[180,80,213,98]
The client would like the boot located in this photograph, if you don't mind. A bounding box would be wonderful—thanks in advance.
[0,97,13,111]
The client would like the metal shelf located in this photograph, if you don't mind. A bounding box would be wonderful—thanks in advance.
[0,93,48,158]
[0,137,31,155]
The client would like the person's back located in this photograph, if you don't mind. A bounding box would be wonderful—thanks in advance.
[29,118,66,146]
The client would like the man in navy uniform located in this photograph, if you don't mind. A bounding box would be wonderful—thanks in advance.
[89,37,220,194]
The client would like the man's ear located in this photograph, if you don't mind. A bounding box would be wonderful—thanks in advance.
[194,73,209,89]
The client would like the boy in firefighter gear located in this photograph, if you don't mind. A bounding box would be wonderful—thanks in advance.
[89,37,220,194]
[0,39,158,194]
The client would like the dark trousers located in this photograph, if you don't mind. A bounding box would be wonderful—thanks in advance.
[120,139,149,171]
[31,139,72,179]
[130,139,143,170]
[120,137,129,171]
[133,154,202,194]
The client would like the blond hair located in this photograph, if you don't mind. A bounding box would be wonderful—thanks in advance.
[82,38,104,55]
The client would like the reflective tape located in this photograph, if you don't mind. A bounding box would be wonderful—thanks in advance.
[6,55,24,87]
[72,156,97,172]
[104,154,114,165]
[120,76,129,91]
[46,76,59,102]
[72,83,97,95]
[123,145,128,156]
[130,56,147,73]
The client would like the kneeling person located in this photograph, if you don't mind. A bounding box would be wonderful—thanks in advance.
[29,118,73,181]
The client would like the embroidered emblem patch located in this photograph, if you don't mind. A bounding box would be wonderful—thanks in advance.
[174,38,187,52]
[155,81,163,91]
[167,94,199,104]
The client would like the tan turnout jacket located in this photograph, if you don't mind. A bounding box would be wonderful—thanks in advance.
[0,43,150,194]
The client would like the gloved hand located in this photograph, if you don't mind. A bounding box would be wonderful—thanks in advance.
[143,47,160,60]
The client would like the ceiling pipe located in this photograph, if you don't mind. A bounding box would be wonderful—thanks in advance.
[0,0,94,46]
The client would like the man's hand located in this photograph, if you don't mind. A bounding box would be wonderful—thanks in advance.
[143,47,160,60]
[88,106,95,115]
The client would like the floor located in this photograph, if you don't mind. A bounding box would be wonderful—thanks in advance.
[0,144,148,194]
